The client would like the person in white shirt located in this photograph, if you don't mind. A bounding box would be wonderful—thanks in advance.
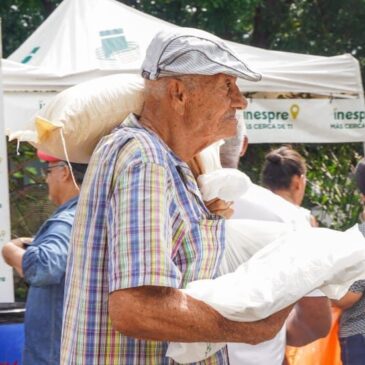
[220,125,331,365]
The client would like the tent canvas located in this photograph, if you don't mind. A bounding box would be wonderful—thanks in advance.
[2,0,364,144]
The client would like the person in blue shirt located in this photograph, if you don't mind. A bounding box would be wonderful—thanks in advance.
[2,151,87,365]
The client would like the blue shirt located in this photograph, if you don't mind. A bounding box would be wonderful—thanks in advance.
[22,197,78,365]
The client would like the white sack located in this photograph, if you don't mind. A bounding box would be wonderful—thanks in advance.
[10,74,145,163]
[167,224,365,363]
[197,169,252,202]
[194,140,223,173]
[219,219,293,274]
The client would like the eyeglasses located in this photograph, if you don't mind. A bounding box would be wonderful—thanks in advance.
[41,163,66,177]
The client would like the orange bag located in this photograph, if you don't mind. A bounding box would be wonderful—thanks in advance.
[286,306,342,365]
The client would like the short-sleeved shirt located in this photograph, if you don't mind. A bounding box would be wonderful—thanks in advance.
[339,223,365,338]
[339,280,365,338]
[22,196,78,365]
[61,114,227,364]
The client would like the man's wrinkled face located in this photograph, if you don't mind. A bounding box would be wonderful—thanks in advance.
[182,74,247,144]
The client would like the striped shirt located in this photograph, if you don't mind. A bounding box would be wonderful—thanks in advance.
[339,280,365,338]
[61,114,228,364]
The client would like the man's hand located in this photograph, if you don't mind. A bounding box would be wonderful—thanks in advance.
[12,237,33,249]
[205,198,234,219]
[1,237,32,277]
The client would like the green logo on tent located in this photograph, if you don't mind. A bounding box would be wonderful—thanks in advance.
[96,28,139,63]
[21,47,40,64]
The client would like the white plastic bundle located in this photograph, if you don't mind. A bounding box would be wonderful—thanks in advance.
[219,219,294,274]
[167,224,365,363]
[197,169,252,202]
[9,74,145,163]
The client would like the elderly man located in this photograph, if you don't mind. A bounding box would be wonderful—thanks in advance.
[61,28,292,365]
[2,151,87,365]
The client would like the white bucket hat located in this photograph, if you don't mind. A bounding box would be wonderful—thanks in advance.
[141,27,261,82]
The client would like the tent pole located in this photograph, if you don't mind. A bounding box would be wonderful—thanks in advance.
[0,17,15,303]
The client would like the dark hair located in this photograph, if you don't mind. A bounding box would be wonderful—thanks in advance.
[261,146,306,191]
[69,162,88,185]
[355,158,365,195]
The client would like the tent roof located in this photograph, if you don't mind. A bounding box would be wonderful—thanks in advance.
[3,0,364,96]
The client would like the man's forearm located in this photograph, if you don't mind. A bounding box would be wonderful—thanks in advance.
[109,286,292,345]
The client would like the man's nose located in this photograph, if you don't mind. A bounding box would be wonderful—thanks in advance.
[231,83,247,110]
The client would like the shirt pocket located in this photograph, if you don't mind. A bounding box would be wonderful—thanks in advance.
[178,217,225,288]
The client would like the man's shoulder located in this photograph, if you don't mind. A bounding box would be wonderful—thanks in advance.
[99,123,177,168]
[47,199,78,226]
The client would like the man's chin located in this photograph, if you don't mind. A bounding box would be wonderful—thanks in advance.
[222,119,239,138]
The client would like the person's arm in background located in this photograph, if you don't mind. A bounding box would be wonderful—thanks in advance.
[21,221,71,286]
[2,237,33,277]
[332,281,365,310]
[286,295,332,346]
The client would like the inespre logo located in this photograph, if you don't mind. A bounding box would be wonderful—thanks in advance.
[243,103,300,123]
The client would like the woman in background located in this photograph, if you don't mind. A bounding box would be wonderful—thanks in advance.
[261,145,342,365]
[261,145,316,226]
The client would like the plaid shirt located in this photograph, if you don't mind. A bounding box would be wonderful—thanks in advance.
[61,114,228,364]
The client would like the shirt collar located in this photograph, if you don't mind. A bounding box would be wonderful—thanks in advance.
[54,196,78,214]
[124,113,189,168]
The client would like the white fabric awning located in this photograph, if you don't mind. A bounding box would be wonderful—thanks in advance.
[2,0,364,142]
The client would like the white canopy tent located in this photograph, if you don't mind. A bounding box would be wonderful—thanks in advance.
[2,0,365,143]
[0,0,364,301]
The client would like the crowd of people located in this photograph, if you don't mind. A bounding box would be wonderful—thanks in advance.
[2,27,365,365]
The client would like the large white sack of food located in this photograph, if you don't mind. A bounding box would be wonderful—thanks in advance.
[167,224,365,363]
[219,219,294,274]
[197,169,252,202]
[9,74,145,163]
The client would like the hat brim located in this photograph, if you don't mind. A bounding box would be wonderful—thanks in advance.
[37,150,62,163]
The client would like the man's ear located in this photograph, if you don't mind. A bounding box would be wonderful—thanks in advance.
[167,78,187,116]
[61,165,72,182]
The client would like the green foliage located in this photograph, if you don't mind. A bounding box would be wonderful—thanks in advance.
[0,0,60,57]
[301,143,363,229]
[123,0,260,42]
[8,141,55,236]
